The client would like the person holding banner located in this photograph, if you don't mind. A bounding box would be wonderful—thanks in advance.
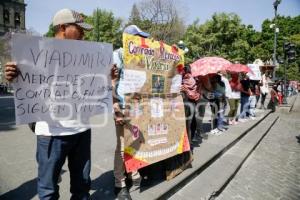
[181,65,200,148]
[194,75,212,139]
[4,9,95,200]
[112,25,150,200]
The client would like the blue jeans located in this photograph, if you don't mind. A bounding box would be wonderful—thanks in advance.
[248,95,257,117]
[210,98,225,130]
[240,96,250,119]
[217,98,225,129]
[36,129,91,200]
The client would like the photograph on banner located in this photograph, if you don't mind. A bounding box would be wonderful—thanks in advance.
[152,74,165,93]
[128,97,144,118]
[123,94,190,173]
[121,33,184,94]
[11,34,113,125]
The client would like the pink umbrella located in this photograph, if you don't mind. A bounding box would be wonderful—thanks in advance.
[227,63,253,74]
[190,57,232,77]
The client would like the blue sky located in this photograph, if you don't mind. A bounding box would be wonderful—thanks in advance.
[25,0,300,35]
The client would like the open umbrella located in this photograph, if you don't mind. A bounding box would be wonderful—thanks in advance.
[190,56,231,77]
[227,63,252,74]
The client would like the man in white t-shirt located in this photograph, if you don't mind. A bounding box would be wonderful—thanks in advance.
[259,72,269,109]
[4,9,95,200]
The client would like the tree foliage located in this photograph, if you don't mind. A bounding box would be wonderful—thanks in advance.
[183,13,261,64]
[127,0,186,44]
[45,24,55,37]
[84,9,123,48]
[44,7,299,80]
[183,13,300,81]
[261,15,300,80]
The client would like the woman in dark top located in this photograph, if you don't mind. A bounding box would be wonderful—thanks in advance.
[239,73,251,121]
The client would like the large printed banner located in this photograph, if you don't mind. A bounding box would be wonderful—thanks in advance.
[120,33,185,95]
[11,34,113,125]
[121,33,190,172]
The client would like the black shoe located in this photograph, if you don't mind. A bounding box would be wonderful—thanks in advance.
[192,132,202,142]
[114,187,132,200]
[132,177,141,187]
[129,177,141,192]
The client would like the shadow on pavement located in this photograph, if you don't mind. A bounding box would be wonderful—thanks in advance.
[0,170,67,200]
[0,178,37,200]
[296,135,300,143]
[90,170,115,200]
[89,122,213,199]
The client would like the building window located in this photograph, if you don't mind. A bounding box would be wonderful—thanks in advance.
[4,9,10,24]
[15,12,21,29]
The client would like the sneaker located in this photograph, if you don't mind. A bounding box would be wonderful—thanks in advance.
[238,118,247,123]
[214,129,224,136]
[115,187,132,200]
[218,128,226,132]
[250,116,256,120]
[192,135,199,143]
[192,132,202,143]
[209,128,219,135]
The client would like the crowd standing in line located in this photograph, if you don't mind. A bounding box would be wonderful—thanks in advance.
[4,7,299,200]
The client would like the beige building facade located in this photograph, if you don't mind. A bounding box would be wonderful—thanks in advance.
[0,0,26,36]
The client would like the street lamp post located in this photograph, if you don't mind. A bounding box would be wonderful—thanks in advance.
[272,0,281,80]
[283,42,296,104]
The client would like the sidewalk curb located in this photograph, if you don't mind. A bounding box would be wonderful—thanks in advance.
[278,95,298,113]
[155,110,272,200]
[289,95,298,112]
[212,114,279,198]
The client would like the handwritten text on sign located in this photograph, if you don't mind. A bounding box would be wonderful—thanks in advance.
[11,34,113,125]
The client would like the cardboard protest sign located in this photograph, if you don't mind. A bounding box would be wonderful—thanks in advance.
[121,33,184,94]
[11,34,113,125]
[121,33,190,172]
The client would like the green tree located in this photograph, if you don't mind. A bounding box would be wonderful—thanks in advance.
[183,12,299,74]
[128,3,142,25]
[85,9,123,49]
[128,0,186,44]
[45,24,55,37]
[260,15,300,80]
[184,13,255,64]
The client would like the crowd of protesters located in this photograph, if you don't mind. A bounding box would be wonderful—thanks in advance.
[181,68,275,142]
[181,67,300,144]
[3,7,299,200]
